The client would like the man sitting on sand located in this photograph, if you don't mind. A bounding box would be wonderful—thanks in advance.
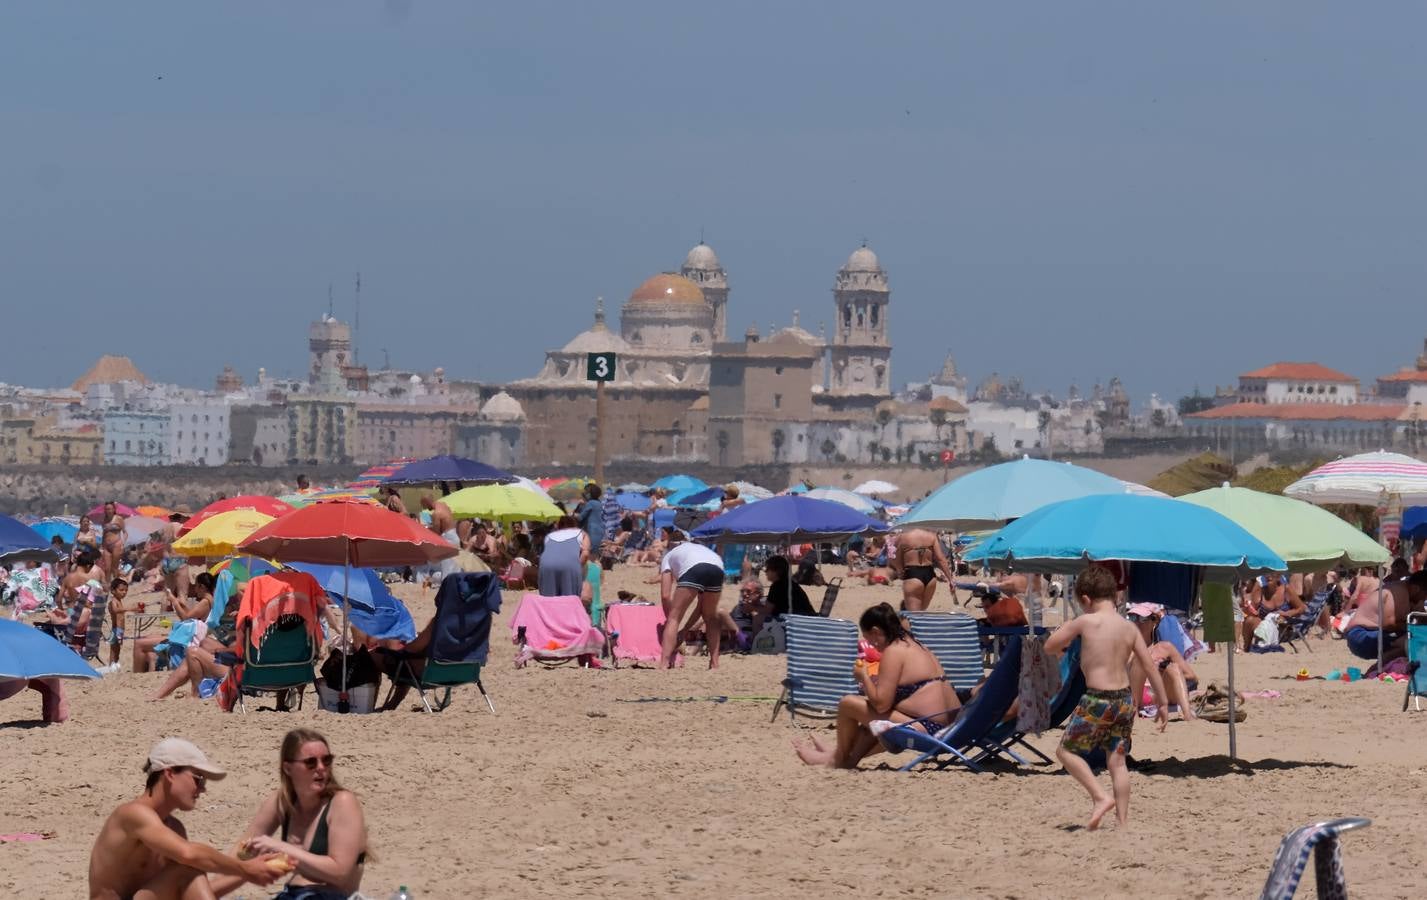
[89,738,283,899]
[1044,566,1167,831]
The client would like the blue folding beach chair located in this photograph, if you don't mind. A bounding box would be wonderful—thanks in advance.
[1403,612,1427,712]
[982,638,1084,766]
[902,611,983,692]
[881,636,1023,772]
[771,615,859,723]
[1280,585,1335,654]
[1259,817,1370,900]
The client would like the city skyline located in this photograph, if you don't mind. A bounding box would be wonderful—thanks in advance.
[4,4,1425,402]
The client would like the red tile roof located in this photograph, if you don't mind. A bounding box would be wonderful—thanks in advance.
[1239,362,1356,383]
[1188,402,1405,422]
[1378,369,1427,383]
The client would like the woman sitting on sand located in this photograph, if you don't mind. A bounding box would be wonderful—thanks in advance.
[795,603,960,769]
[213,728,368,900]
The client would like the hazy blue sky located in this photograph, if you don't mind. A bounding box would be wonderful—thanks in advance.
[4,3,1425,404]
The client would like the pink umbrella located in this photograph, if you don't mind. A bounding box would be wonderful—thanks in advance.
[88,503,137,518]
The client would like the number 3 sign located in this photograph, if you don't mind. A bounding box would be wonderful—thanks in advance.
[586,352,617,382]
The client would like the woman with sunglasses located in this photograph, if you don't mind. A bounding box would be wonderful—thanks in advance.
[220,728,368,900]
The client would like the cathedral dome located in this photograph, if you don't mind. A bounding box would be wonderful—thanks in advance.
[627,273,706,305]
[844,245,882,273]
[561,323,630,355]
[683,242,721,271]
[481,391,526,420]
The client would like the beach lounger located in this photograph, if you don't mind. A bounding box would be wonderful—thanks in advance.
[982,639,1084,766]
[237,615,318,713]
[902,611,982,692]
[816,577,843,618]
[1403,612,1427,712]
[771,615,859,723]
[1279,585,1335,654]
[387,572,499,713]
[880,636,1023,772]
[1259,817,1370,900]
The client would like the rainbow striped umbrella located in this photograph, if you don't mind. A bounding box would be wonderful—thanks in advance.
[1284,451,1427,507]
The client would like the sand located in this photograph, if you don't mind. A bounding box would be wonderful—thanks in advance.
[3,571,1424,899]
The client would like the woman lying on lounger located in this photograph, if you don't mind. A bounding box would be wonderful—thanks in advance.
[794,603,960,769]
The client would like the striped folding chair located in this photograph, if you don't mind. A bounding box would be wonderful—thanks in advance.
[902,611,983,692]
[771,615,859,723]
[1260,817,1370,900]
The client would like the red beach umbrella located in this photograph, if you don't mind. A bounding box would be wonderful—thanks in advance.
[236,500,457,568]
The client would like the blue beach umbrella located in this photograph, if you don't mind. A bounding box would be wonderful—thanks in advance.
[965,493,1287,580]
[669,486,725,508]
[614,492,652,512]
[651,474,707,494]
[30,520,79,544]
[0,620,100,682]
[285,562,390,612]
[0,516,60,566]
[382,455,516,487]
[691,495,888,545]
[284,563,416,642]
[897,456,1126,531]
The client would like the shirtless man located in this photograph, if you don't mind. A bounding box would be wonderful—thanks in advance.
[421,493,455,539]
[89,738,282,900]
[891,527,956,611]
[1343,571,1427,663]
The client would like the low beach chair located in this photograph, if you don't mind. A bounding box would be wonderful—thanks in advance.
[1403,612,1427,712]
[1279,585,1335,654]
[510,593,606,668]
[387,572,499,713]
[902,611,982,692]
[1259,817,1370,900]
[237,615,318,713]
[816,577,843,618]
[881,636,1024,772]
[982,639,1084,766]
[771,615,859,723]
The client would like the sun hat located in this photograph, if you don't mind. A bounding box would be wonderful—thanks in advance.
[144,737,227,780]
[1125,602,1163,619]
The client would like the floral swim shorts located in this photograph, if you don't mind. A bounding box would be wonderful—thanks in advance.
[1061,687,1135,756]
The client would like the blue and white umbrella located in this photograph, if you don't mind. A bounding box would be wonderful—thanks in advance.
[0,620,100,682]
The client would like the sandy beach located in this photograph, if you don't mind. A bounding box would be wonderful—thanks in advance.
[4,570,1424,899]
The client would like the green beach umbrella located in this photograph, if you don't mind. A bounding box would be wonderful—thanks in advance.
[1180,483,1389,573]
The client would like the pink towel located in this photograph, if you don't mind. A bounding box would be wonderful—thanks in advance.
[605,603,667,663]
[510,594,605,667]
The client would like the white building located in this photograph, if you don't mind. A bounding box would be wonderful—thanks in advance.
[1236,363,1358,405]
[169,400,231,466]
[102,410,171,466]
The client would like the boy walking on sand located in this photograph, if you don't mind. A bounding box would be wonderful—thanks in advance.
[1045,565,1168,830]
[107,578,128,668]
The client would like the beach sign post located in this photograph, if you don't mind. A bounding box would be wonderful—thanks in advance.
[587,352,616,486]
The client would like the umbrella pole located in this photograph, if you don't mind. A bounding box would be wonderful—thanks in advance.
[1227,635,1238,760]
[1377,564,1385,673]
[339,542,352,714]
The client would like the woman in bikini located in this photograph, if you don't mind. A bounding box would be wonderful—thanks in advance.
[794,603,961,768]
[1239,575,1306,651]
[99,501,127,581]
[220,728,369,900]
[891,527,955,611]
[73,514,100,557]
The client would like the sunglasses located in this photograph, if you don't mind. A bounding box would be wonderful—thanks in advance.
[182,769,207,789]
[288,754,335,770]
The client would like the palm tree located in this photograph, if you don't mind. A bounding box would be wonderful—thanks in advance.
[929,407,948,443]
[876,407,893,448]
[771,429,785,462]
[866,439,880,463]
[820,438,836,461]
[716,430,729,466]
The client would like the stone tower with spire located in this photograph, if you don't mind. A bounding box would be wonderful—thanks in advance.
[681,241,728,340]
[826,243,892,406]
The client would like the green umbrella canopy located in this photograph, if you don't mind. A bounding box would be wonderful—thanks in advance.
[1180,484,1389,573]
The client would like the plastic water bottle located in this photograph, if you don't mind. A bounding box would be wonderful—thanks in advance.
[389,887,413,900]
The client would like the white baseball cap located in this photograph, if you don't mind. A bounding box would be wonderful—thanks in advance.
[144,738,227,780]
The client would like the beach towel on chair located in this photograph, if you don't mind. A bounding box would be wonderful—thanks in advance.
[605,603,665,664]
[510,593,604,667]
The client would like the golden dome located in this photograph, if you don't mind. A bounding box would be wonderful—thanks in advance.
[627,273,706,305]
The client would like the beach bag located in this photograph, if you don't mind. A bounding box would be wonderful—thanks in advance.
[1193,682,1247,723]
[1253,615,1281,647]
[750,620,785,654]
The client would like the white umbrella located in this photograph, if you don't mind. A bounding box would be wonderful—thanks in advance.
[1283,450,1427,669]
[727,481,774,501]
[509,476,554,501]
[1119,479,1169,498]
[853,479,900,496]
[804,488,881,515]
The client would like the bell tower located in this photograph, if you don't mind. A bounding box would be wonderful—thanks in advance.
[826,243,891,403]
